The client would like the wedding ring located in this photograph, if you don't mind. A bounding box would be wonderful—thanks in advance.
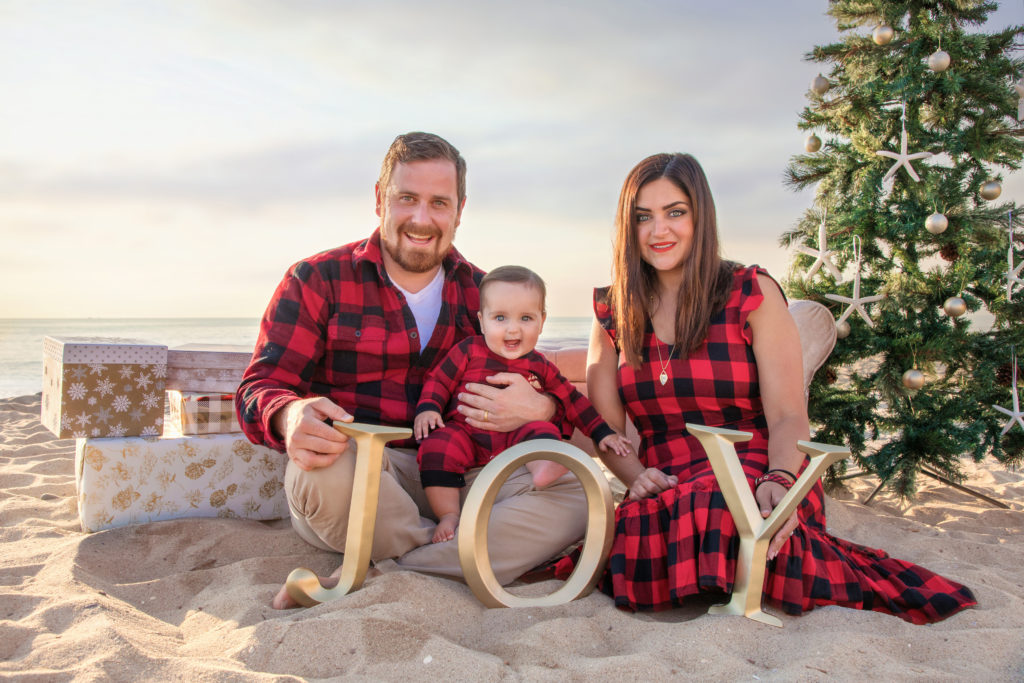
[484,411,489,421]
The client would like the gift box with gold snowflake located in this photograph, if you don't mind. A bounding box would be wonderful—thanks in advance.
[42,336,168,439]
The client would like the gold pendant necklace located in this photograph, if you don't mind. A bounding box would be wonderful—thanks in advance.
[655,339,675,386]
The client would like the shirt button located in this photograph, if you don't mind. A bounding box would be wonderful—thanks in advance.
[410,331,418,339]
[355,330,361,337]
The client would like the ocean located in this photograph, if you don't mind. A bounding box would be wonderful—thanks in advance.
[0,317,593,399]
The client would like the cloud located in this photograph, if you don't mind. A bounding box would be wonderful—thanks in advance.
[0,0,836,216]
[0,139,386,208]
[1,0,1019,318]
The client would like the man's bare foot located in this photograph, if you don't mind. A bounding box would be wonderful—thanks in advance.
[271,563,343,609]
[432,513,459,543]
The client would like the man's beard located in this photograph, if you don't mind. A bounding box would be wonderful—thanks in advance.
[382,223,448,273]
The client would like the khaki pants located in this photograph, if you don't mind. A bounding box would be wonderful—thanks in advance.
[284,442,588,585]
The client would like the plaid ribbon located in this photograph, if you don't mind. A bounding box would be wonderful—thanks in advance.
[169,391,241,435]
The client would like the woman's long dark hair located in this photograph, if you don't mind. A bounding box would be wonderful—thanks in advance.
[609,153,734,368]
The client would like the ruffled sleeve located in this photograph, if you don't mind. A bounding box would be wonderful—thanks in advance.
[737,265,785,346]
[592,287,617,346]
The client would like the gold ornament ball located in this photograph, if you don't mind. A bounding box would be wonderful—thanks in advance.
[927,50,951,72]
[805,134,822,153]
[980,180,1002,201]
[902,369,925,390]
[925,212,948,235]
[872,25,894,45]
[835,320,851,339]
[943,296,967,318]
[810,74,830,95]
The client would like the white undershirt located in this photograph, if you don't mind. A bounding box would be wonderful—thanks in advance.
[392,266,445,350]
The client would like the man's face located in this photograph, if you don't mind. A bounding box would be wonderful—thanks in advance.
[376,158,464,275]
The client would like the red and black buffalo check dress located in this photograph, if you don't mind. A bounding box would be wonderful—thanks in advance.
[588,265,975,624]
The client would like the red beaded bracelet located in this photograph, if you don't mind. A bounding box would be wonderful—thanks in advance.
[754,472,794,490]
[766,468,798,483]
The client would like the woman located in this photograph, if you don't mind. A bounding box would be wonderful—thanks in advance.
[581,152,975,623]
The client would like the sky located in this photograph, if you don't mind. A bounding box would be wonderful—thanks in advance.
[1,0,1021,319]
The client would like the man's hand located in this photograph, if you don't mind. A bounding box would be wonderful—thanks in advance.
[457,372,555,432]
[274,397,354,471]
[627,467,678,501]
[414,410,444,441]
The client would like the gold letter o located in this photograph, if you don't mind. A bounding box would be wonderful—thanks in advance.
[457,439,614,608]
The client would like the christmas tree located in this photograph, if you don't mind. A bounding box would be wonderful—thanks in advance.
[783,1,1024,497]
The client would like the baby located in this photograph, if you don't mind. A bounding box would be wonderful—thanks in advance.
[414,265,632,543]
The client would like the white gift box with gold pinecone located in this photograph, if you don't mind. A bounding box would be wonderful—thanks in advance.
[74,432,288,532]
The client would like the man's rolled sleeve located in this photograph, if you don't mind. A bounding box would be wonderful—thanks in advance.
[236,261,329,451]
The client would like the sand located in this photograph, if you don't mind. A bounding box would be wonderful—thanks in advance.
[2,393,1022,681]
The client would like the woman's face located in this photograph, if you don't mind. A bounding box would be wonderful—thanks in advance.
[635,177,694,273]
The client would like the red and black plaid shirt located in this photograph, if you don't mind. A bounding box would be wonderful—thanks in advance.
[236,229,485,451]
[417,336,612,443]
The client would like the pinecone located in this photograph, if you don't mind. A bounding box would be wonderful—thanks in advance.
[939,242,959,262]
[823,367,838,385]
[996,363,1015,387]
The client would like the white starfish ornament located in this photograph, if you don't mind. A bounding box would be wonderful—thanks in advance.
[1007,212,1023,302]
[824,241,884,327]
[875,103,934,182]
[797,210,843,282]
[993,353,1024,436]
[1015,79,1023,122]
[1008,243,1023,302]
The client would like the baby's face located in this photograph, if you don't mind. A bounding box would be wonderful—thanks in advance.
[478,281,545,360]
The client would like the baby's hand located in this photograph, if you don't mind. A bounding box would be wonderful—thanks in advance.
[599,433,634,458]
[414,411,444,441]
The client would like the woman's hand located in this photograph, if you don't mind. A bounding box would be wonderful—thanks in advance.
[756,480,799,560]
[627,467,678,501]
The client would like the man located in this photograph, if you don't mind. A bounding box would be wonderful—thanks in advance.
[236,132,587,609]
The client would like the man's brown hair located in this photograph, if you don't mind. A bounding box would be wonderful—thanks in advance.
[378,132,467,204]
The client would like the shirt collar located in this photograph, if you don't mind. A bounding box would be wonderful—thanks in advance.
[353,228,472,281]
